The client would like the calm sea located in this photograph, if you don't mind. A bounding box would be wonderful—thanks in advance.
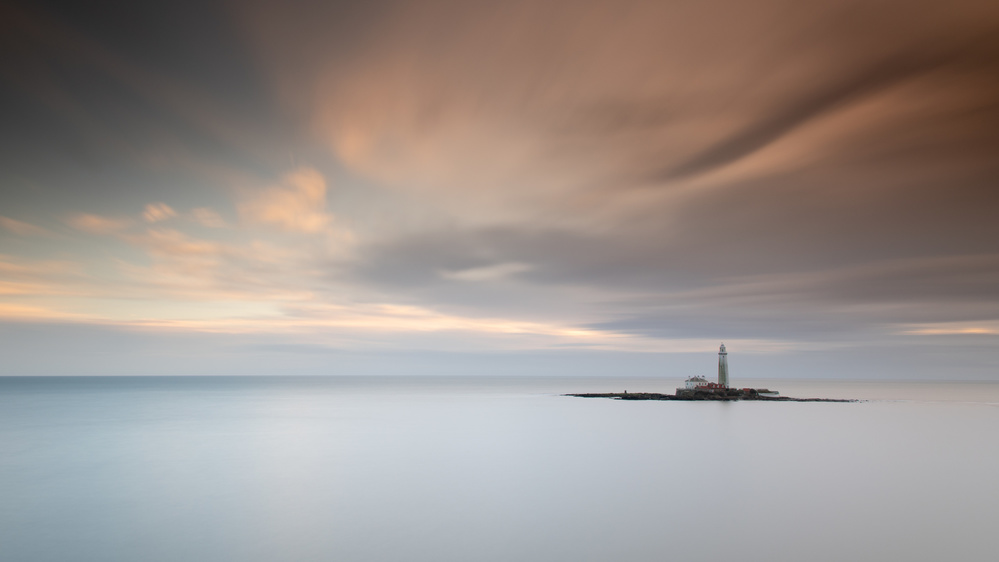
[1,376,997,562]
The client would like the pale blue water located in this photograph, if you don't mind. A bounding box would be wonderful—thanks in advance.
[1,376,997,562]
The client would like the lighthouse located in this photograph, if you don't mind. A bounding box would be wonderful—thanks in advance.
[718,343,729,388]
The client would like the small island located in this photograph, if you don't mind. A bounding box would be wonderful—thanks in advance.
[567,343,857,403]
[567,389,855,402]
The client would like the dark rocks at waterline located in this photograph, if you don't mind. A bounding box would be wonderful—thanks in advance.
[566,389,857,402]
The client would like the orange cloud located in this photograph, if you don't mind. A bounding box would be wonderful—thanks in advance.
[0,255,91,304]
[191,207,226,228]
[142,202,177,223]
[0,302,89,321]
[0,216,51,236]
[237,0,999,235]
[68,213,134,234]
[0,254,82,278]
[128,228,223,258]
[89,299,795,353]
[239,167,334,233]
[901,322,999,336]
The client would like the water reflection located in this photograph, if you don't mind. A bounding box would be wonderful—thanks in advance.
[0,377,996,562]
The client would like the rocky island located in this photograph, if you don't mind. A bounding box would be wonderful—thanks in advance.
[567,388,856,402]
[568,344,857,403]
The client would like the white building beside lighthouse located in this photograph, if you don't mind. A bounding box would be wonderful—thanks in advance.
[718,343,729,388]
[684,376,710,389]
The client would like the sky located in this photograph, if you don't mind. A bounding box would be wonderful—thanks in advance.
[1,0,998,378]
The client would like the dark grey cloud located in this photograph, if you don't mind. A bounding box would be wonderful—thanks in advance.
[0,0,291,216]
[663,54,955,181]
[654,17,999,179]
[348,216,999,340]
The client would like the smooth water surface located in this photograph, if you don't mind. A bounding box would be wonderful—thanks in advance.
[1,376,997,562]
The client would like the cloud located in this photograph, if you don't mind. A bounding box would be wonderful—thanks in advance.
[243,0,999,229]
[3,0,999,374]
[901,322,999,336]
[191,207,226,228]
[0,254,85,297]
[440,262,531,282]
[347,220,999,342]
[0,1,279,170]
[126,228,223,258]
[68,213,134,234]
[142,202,177,223]
[239,167,335,233]
[48,298,768,353]
[0,216,50,236]
[659,52,963,181]
[0,303,88,321]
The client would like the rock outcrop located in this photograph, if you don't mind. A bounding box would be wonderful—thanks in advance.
[567,388,856,402]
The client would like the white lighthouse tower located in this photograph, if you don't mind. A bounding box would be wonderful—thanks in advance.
[718,343,729,388]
